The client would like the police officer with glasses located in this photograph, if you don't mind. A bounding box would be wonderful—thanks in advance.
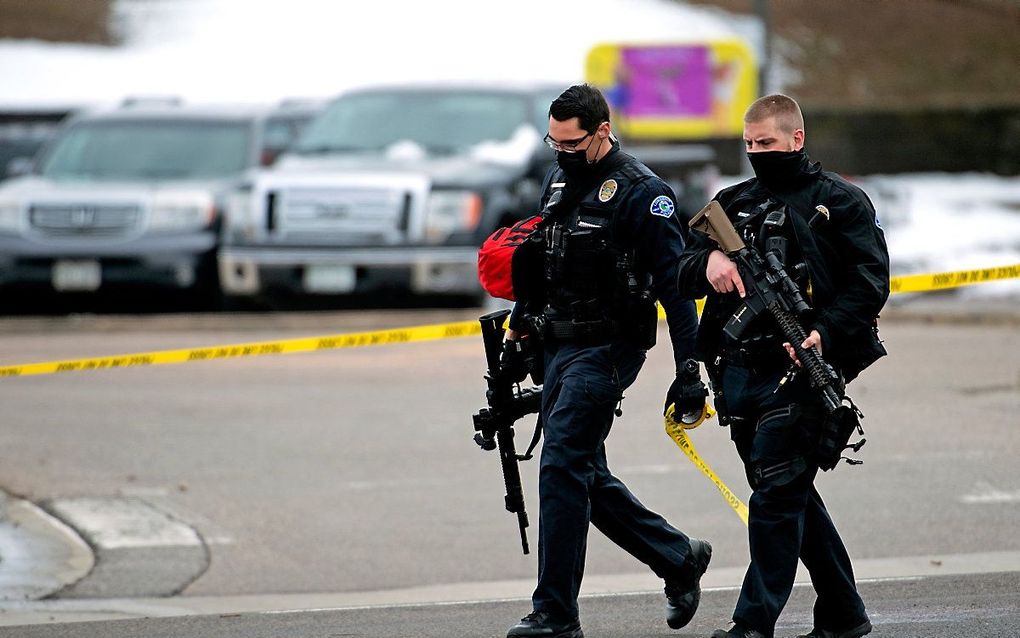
[502,84,712,638]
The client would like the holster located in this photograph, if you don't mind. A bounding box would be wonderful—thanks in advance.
[706,359,734,427]
[524,335,545,386]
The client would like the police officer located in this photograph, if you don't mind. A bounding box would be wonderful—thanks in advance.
[676,94,889,638]
[502,84,712,638]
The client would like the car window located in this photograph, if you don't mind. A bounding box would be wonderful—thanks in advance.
[38,119,252,180]
[260,114,316,165]
[263,115,312,152]
[295,92,531,156]
[0,120,63,177]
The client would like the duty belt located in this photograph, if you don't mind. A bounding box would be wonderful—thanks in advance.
[543,318,623,343]
[716,343,789,370]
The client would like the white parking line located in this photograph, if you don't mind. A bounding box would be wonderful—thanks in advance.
[960,481,1020,504]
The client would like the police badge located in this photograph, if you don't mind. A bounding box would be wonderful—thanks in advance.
[598,179,618,202]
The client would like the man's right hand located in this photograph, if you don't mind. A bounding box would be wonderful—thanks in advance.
[498,338,530,384]
[706,249,745,297]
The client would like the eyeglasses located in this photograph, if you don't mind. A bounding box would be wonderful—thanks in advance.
[543,131,595,153]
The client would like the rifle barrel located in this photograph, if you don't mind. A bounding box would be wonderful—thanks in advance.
[518,512,530,554]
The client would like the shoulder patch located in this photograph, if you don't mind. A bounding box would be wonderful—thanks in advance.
[649,195,675,218]
[598,179,618,202]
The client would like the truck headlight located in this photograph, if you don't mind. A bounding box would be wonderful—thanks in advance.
[223,185,256,239]
[425,190,482,243]
[149,192,216,232]
[0,198,21,232]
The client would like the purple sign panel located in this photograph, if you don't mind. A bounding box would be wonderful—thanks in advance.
[617,46,711,118]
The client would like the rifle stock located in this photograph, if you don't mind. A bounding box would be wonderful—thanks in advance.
[690,201,746,255]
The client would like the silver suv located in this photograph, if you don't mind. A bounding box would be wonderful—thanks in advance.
[0,102,317,300]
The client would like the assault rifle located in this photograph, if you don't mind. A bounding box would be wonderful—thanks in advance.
[690,201,865,470]
[472,309,542,553]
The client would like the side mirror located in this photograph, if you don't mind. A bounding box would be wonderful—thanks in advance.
[5,157,33,178]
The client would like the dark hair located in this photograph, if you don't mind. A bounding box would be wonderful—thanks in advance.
[549,84,610,133]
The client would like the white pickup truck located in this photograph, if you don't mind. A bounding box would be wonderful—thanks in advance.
[218,84,562,303]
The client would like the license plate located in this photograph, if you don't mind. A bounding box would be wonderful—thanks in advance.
[303,265,356,293]
[52,260,101,292]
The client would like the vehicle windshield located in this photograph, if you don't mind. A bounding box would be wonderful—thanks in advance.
[294,91,531,156]
[38,119,251,180]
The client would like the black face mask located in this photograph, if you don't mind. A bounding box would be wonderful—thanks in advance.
[747,149,808,189]
[556,150,595,179]
[556,133,600,179]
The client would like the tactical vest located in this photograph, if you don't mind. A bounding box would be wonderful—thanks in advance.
[527,155,659,345]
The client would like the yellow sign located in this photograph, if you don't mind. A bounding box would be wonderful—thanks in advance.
[586,40,757,140]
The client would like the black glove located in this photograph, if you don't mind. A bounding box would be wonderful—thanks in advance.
[498,338,531,384]
[664,358,708,418]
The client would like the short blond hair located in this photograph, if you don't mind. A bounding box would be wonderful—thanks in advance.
[744,94,804,134]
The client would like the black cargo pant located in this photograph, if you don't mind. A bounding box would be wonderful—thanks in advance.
[718,361,867,637]
[531,339,694,620]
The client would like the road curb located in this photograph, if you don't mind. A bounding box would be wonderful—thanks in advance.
[0,490,93,601]
[42,496,210,599]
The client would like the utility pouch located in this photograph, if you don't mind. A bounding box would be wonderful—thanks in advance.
[561,229,613,296]
[837,318,888,383]
[626,293,657,350]
[816,399,866,471]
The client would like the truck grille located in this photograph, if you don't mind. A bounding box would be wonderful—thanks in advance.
[29,204,141,237]
[273,187,412,244]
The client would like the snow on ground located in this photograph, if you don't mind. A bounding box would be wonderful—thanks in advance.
[714,171,1020,300]
[860,173,1020,299]
[0,0,752,107]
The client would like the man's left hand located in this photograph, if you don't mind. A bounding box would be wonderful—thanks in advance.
[664,373,708,419]
[783,329,823,366]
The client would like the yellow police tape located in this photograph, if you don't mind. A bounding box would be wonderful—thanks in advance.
[889,262,1020,294]
[664,405,749,526]
[0,321,481,378]
[0,262,1017,379]
[654,262,1020,319]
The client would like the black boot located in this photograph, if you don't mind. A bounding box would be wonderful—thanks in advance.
[665,538,713,629]
[797,618,872,638]
[506,610,583,638]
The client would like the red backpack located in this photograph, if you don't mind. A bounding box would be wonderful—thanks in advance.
[477,215,542,300]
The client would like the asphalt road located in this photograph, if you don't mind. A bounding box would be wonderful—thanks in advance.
[1,571,1018,637]
[0,299,1017,635]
